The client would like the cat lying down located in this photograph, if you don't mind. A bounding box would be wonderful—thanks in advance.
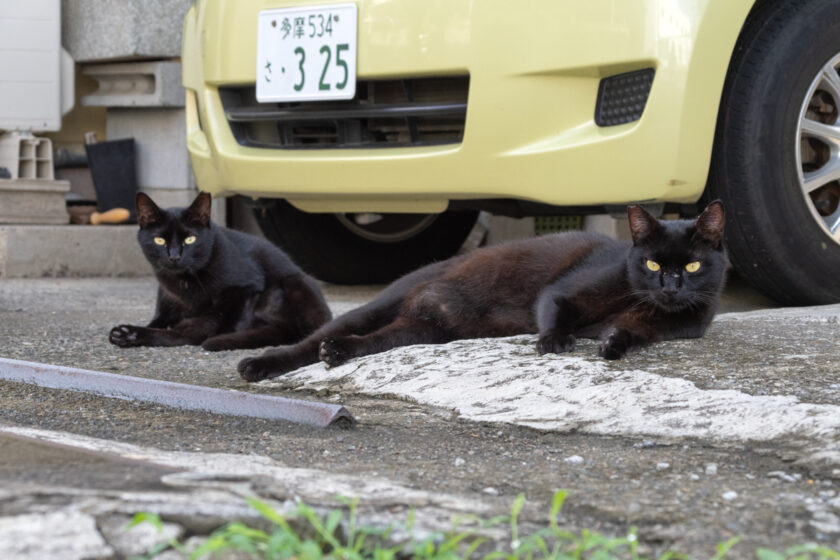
[109,192,331,351]
[238,201,726,382]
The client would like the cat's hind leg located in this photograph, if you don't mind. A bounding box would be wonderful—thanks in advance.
[319,316,450,368]
[237,338,322,381]
[238,298,403,381]
[236,311,405,381]
[237,263,451,381]
[202,325,296,351]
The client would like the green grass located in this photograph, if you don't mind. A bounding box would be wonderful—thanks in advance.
[128,491,840,560]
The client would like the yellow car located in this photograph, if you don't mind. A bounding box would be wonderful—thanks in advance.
[182,0,840,304]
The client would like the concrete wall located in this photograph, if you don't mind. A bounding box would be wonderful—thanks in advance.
[62,0,189,62]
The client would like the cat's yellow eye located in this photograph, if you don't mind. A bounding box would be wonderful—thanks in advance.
[153,237,166,246]
[685,261,701,273]
[184,236,197,245]
[645,259,661,272]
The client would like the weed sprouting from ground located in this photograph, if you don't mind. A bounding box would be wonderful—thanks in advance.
[128,490,840,560]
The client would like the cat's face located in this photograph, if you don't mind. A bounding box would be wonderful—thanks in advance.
[626,202,726,312]
[136,192,214,274]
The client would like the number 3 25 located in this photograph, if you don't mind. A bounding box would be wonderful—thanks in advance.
[292,44,350,92]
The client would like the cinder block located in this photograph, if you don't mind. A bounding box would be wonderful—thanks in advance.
[486,216,534,245]
[82,61,184,108]
[106,108,191,190]
[583,214,632,241]
[0,179,69,224]
[0,133,55,180]
[0,225,149,277]
[62,0,189,62]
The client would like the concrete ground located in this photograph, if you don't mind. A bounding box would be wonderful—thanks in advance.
[0,276,838,559]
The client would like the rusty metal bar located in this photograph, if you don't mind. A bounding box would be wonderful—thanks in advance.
[0,357,354,428]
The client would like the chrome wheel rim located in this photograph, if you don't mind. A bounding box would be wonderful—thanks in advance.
[797,52,840,245]
[334,213,438,243]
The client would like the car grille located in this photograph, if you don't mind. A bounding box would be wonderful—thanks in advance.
[219,77,469,149]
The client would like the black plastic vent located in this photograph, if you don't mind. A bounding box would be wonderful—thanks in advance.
[219,76,469,149]
[595,68,655,127]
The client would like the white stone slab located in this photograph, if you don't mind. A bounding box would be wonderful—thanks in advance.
[0,510,113,560]
[267,305,840,467]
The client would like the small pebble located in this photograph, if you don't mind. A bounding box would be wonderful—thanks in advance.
[689,473,701,481]
[564,455,585,465]
[722,491,738,501]
[454,457,466,467]
[767,471,797,483]
[656,462,670,471]
[705,463,718,476]
[482,487,500,496]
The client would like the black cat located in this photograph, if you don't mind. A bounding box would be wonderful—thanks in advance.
[109,192,331,351]
[237,202,726,381]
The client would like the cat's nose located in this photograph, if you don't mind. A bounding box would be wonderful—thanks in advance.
[662,274,681,295]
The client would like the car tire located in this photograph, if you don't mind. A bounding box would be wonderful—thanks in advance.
[707,0,840,305]
[253,200,479,284]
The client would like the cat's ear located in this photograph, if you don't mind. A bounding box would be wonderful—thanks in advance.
[136,192,163,228]
[184,192,212,227]
[627,205,660,244]
[694,200,725,248]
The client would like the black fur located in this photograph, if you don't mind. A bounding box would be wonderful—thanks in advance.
[238,202,726,381]
[109,192,331,351]
[536,202,727,359]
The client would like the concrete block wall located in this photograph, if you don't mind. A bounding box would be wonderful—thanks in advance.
[105,107,192,192]
[62,0,188,63]
[64,0,220,222]
[0,225,147,278]
[82,62,184,108]
[83,60,200,212]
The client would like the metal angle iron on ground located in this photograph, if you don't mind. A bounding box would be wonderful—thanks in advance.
[0,357,355,428]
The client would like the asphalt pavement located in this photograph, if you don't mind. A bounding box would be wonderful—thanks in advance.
[0,275,838,559]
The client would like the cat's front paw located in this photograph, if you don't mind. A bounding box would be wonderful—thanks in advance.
[319,338,354,368]
[598,332,628,360]
[109,325,144,348]
[536,331,576,355]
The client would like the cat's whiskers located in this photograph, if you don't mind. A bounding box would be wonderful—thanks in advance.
[629,289,659,310]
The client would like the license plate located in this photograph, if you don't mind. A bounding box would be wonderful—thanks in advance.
[256,3,357,103]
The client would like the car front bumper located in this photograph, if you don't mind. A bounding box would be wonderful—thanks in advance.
[182,0,753,213]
